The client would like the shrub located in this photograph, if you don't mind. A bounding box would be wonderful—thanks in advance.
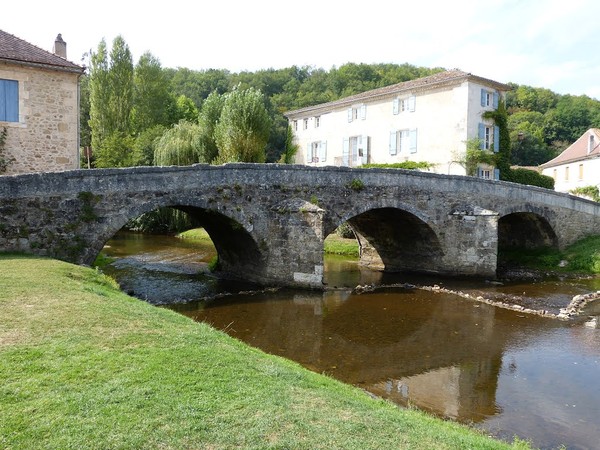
[504,168,554,190]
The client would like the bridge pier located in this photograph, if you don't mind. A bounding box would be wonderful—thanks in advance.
[441,207,499,278]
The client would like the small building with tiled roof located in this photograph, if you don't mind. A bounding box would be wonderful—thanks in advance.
[540,128,600,193]
[285,69,511,179]
[0,29,84,175]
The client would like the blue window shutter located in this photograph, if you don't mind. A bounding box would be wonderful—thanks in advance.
[477,167,482,178]
[478,123,485,149]
[342,138,350,166]
[480,89,486,107]
[408,95,416,112]
[360,105,367,120]
[319,141,327,162]
[389,131,397,155]
[347,108,353,123]
[493,125,500,152]
[0,79,19,122]
[409,129,418,153]
[494,168,500,180]
[0,81,5,121]
[493,92,499,109]
[393,98,399,115]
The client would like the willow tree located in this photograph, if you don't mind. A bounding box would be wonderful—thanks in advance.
[154,120,204,166]
[214,87,271,164]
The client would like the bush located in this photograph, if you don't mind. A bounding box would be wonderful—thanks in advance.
[503,168,554,189]
[335,222,355,239]
[363,161,433,170]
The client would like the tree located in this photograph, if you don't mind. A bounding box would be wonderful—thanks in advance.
[279,125,299,164]
[131,52,173,133]
[197,91,224,163]
[214,87,271,164]
[154,121,204,166]
[88,36,134,167]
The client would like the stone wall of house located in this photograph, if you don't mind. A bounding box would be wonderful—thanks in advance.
[0,62,80,175]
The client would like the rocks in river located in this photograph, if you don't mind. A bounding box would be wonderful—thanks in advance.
[558,291,600,319]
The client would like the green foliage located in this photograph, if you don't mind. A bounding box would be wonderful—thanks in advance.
[363,161,434,170]
[214,86,271,164]
[347,178,365,191]
[335,222,356,239]
[0,126,10,173]
[503,168,555,189]
[462,138,497,176]
[279,125,299,164]
[154,121,204,166]
[131,125,166,166]
[93,131,136,168]
[126,207,193,234]
[197,91,224,163]
[570,185,600,201]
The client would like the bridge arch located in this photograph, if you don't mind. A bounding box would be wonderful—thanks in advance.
[87,198,264,280]
[497,206,559,251]
[328,205,443,274]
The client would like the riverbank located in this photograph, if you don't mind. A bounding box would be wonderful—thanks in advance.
[0,254,528,449]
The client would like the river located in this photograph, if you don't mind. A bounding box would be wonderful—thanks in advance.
[101,231,600,450]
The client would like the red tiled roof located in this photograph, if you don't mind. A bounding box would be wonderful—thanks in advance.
[540,129,600,168]
[0,29,83,73]
[285,69,512,117]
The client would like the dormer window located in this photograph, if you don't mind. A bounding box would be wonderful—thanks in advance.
[589,135,595,154]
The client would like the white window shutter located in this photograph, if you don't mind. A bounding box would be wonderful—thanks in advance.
[347,108,353,123]
[393,98,400,115]
[306,143,312,163]
[360,105,367,120]
[408,95,416,112]
[342,138,350,166]
[389,131,397,155]
[409,129,417,154]
[319,141,327,162]
[361,135,369,164]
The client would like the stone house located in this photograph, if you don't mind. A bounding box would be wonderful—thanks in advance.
[285,69,511,179]
[540,128,600,193]
[0,30,84,175]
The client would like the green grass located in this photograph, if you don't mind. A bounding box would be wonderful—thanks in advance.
[324,234,360,257]
[176,227,213,242]
[0,254,528,449]
[499,235,600,274]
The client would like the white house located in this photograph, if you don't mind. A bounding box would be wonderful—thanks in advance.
[540,128,600,193]
[284,69,511,179]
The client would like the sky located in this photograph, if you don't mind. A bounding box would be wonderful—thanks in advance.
[2,0,599,98]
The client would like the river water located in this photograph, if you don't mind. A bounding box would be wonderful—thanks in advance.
[101,231,600,450]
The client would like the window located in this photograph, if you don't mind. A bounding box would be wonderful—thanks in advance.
[293,120,298,131]
[392,96,415,115]
[553,169,557,180]
[342,135,369,166]
[389,129,418,155]
[0,79,19,123]
[303,118,309,130]
[306,141,327,163]
[589,135,595,154]
[314,116,320,128]
[480,88,499,108]
[565,166,569,181]
[478,123,499,151]
[347,104,366,122]
[477,167,500,180]
[579,164,584,180]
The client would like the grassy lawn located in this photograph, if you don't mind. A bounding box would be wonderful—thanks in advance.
[0,254,529,449]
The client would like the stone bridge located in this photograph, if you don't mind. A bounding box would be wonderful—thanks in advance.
[1,164,599,288]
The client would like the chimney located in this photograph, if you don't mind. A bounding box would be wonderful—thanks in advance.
[53,34,67,58]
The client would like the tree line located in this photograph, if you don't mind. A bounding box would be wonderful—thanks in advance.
[81,36,600,170]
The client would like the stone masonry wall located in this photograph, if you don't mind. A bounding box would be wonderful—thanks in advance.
[1,164,600,288]
[0,62,80,175]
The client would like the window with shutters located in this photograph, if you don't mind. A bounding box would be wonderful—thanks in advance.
[303,118,309,130]
[389,129,417,155]
[347,104,366,122]
[342,135,369,166]
[392,96,416,115]
[478,123,499,151]
[293,120,298,131]
[0,79,19,123]
[314,116,320,128]
[306,141,327,163]
[480,88,499,108]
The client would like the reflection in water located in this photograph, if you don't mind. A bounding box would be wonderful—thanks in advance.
[102,231,600,449]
